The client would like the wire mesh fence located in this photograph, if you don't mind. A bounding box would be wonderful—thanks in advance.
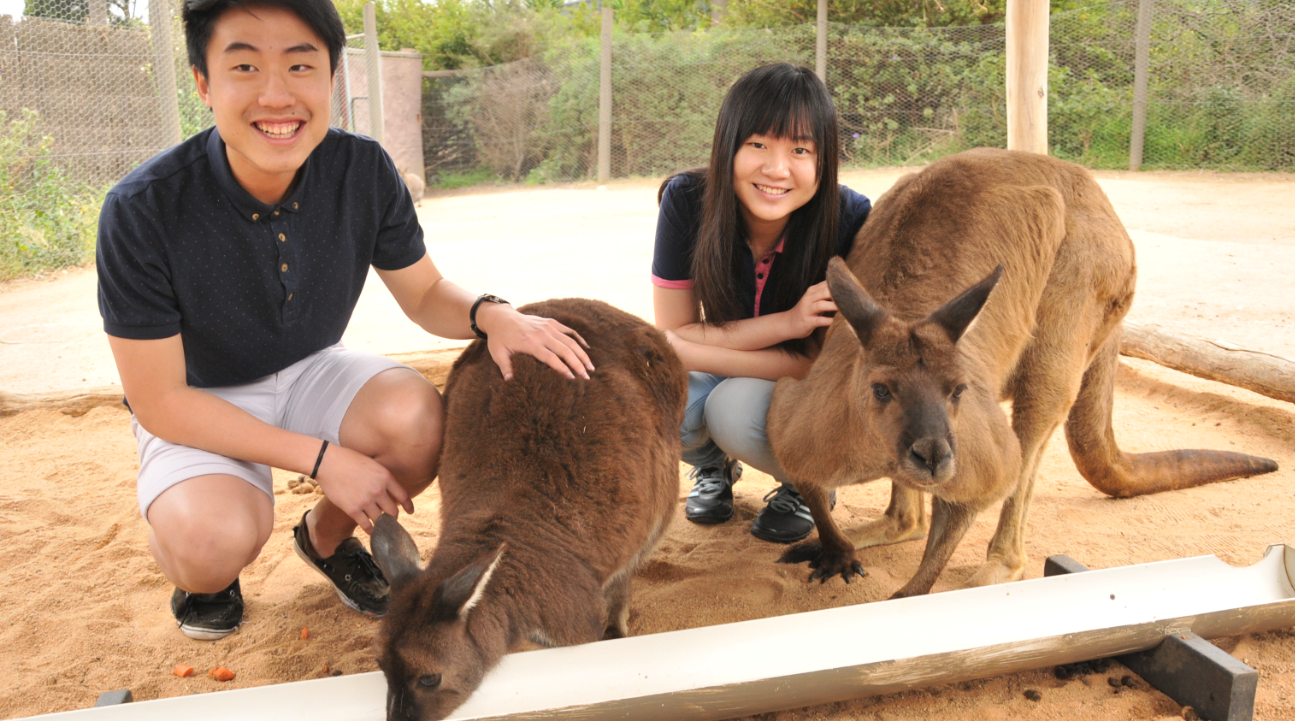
[0,0,1291,276]
[424,0,1295,184]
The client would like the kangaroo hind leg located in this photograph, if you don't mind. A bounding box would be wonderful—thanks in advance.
[969,330,1091,588]
[844,481,929,549]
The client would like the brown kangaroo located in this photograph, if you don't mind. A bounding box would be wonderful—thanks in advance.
[767,148,1278,598]
[370,298,686,721]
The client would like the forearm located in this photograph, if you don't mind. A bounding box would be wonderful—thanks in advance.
[669,312,796,351]
[669,334,815,381]
[133,387,325,476]
[404,277,479,340]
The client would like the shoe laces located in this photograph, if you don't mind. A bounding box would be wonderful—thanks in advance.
[761,484,806,515]
[688,465,731,496]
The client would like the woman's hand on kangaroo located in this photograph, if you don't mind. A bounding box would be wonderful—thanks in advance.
[478,303,595,381]
[314,444,413,534]
[784,281,838,339]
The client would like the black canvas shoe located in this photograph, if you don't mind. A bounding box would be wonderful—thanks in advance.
[293,511,390,617]
[684,458,742,524]
[749,484,836,544]
[171,579,243,641]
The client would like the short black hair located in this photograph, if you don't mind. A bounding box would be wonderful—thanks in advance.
[182,0,346,78]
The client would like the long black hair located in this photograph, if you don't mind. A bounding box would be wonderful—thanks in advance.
[661,63,840,357]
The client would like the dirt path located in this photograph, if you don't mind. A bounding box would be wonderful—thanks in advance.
[0,168,1293,720]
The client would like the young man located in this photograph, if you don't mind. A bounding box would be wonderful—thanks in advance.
[96,0,593,640]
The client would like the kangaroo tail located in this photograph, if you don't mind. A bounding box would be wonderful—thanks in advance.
[1064,324,1278,498]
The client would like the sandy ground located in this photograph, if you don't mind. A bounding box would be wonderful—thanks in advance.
[0,167,1293,720]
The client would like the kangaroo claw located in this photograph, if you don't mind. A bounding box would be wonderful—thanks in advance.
[779,540,866,585]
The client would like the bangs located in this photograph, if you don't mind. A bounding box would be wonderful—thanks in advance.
[718,63,839,174]
[739,89,822,145]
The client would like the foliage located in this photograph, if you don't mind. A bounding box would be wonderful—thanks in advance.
[332,0,599,70]
[0,110,104,281]
[433,167,497,188]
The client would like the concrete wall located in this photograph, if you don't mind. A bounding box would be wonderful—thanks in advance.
[334,48,424,182]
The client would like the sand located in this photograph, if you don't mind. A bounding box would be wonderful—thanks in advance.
[1,167,1293,720]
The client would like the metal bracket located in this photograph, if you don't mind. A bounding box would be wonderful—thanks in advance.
[92,690,132,707]
[1045,554,1259,721]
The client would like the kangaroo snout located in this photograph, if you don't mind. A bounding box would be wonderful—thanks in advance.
[904,436,956,483]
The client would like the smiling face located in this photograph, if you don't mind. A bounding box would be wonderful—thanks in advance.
[731,132,820,238]
[194,4,333,204]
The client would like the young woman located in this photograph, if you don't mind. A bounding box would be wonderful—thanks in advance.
[651,63,871,543]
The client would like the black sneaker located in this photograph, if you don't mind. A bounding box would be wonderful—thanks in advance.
[293,511,390,618]
[684,459,742,524]
[171,579,243,641]
[750,484,836,544]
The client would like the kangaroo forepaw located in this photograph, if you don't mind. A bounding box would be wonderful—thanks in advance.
[778,540,866,585]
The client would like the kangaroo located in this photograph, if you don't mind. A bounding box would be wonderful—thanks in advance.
[399,167,426,207]
[767,148,1278,599]
[370,298,686,721]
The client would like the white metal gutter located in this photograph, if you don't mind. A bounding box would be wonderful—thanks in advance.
[23,543,1295,721]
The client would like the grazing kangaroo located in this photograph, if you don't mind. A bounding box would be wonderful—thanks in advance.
[399,167,426,207]
[370,298,686,721]
[768,148,1278,598]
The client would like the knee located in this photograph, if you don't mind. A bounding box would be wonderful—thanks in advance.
[367,377,445,473]
[152,510,268,593]
[704,378,776,446]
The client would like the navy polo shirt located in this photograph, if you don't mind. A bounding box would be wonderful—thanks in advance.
[97,126,426,389]
[651,173,871,319]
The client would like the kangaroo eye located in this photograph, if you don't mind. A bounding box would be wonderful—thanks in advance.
[952,384,967,400]
[872,384,891,401]
[418,674,441,689]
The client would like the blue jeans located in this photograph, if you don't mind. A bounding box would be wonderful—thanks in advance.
[681,372,791,484]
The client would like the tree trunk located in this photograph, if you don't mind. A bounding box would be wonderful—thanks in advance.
[1120,321,1295,404]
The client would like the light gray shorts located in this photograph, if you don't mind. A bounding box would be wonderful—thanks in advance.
[132,344,418,518]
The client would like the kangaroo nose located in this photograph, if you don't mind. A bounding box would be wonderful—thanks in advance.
[909,438,951,476]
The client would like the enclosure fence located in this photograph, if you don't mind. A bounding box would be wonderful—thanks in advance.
[424,0,1294,183]
[0,0,1291,193]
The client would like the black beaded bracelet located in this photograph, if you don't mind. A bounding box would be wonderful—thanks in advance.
[469,294,510,340]
[310,439,329,480]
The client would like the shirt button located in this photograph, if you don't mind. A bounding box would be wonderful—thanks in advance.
[278,233,286,242]
[281,263,288,272]
[757,273,764,279]
[251,213,259,221]
[273,210,280,216]
[287,293,293,301]
[293,202,299,210]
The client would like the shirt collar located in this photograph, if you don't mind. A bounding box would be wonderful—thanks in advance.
[207,126,310,221]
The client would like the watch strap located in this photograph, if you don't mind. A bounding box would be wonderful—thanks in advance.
[470,294,510,340]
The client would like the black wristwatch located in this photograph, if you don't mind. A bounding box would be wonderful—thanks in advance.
[469,294,510,340]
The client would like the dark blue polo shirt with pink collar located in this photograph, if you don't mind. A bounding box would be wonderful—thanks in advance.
[651,173,871,319]
[96,126,425,389]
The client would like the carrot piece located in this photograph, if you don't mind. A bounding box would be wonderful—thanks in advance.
[208,667,236,682]
[173,664,194,678]
[300,627,309,640]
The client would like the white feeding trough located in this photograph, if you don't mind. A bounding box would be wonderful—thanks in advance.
[25,544,1295,721]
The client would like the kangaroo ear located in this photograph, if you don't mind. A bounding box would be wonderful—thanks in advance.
[370,514,423,589]
[827,256,888,347]
[926,265,1004,343]
[436,544,506,621]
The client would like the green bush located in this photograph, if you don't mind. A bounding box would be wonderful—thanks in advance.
[0,110,104,282]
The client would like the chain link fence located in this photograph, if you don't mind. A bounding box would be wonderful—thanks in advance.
[424,0,1294,184]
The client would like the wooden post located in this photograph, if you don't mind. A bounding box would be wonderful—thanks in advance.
[1006,0,1049,154]
[148,0,183,146]
[815,0,827,84]
[710,0,726,27]
[598,7,612,183]
[363,2,384,145]
[1128,0,1154,171]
